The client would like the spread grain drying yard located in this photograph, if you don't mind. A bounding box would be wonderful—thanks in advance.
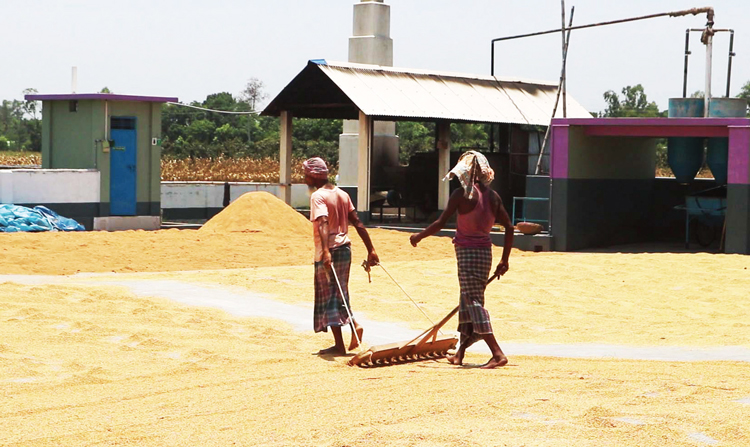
[2,192,749,446]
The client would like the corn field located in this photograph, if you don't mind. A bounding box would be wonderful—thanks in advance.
[161,157,338,182]
[0,151,41,166]
[1,153,337,182]
[1,151,714,181]
[656,166,713,179]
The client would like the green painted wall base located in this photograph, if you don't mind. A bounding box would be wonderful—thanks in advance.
[726,184,750,254]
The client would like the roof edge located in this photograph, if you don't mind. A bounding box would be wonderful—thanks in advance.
[24,93,178,103]
[315,60,558,87]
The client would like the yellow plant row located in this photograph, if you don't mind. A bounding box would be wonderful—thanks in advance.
[0,152,41,166]
[2,152,713,181]
[1,153,339,183]
[161,157,338,182]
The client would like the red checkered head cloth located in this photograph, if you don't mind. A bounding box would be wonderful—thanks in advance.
[303,157,329,180]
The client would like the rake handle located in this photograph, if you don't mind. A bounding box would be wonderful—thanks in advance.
[329,263,362,349]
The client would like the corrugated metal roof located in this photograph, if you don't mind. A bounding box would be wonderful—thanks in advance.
[262,60,592,125]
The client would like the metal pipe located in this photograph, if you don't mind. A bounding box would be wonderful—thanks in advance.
[561,0,567,117]
[490,7,715,75]
[704,25,714,116]
[683,28,735,99]
[491,40,495,75]
[492,7,714,43]
[683,30,691,98]
[726,30,735,97]
[535,7,575,175]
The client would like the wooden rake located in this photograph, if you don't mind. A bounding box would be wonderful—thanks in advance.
[347,265,501,367]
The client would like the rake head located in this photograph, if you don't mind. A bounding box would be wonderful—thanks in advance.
[348,334,458,367]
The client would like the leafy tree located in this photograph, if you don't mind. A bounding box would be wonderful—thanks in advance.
[185,119,217,144]
[99,87,112,93]
[0,90,41,151]
[451,122,489,150]
[22,88,40,120]
[737,80,750,117]
[600,84,668,174]
[396,121,434,164]
[601,84,665,118]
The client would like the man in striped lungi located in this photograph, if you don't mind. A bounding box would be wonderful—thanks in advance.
[304,157,379,356]
[409,151,514,369]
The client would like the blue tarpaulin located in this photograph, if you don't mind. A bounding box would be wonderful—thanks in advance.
[0,204,85,232]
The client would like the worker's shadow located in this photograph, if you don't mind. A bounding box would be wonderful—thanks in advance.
[313,351,355,363]
[457,362,517,369]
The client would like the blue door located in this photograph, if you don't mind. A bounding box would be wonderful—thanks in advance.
[110,117,137,216]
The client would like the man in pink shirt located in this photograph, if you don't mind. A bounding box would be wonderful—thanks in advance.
[303,157,379,356]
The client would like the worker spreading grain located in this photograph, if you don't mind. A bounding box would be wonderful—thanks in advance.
[304,157,380,356]
[409,151,514,369]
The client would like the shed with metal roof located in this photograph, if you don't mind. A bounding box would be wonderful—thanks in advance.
[263,59,591,219]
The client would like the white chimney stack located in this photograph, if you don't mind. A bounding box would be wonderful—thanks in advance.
[71,66,78,93]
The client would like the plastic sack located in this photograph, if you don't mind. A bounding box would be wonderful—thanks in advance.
[0,204,84,233]
[34,206,85,232]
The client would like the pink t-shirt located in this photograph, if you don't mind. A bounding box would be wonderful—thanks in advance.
[310,186,355,262]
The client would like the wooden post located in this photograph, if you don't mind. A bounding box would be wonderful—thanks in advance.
[279,110,293,205]
[357,111,372,218]
[437,122,451,210]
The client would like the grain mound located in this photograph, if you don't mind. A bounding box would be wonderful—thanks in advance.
[200,192,311,235]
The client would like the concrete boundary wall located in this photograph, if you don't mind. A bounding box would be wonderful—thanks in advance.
[0,169,100,204]
[161,182,310,220]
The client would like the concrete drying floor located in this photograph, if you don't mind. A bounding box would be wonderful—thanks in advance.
[1,199,749,446]
[4,273,750,364]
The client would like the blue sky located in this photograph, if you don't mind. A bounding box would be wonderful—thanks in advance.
[3,0,748,114]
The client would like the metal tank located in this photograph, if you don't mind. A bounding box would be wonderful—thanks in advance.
[667,98,705,183]
[706,98,747,184]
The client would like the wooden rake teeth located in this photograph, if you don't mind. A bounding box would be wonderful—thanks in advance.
[350,346,455,368]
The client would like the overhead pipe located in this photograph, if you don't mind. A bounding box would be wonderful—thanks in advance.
[491,7,715,76]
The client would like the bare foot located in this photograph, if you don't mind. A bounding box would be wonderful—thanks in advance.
[447,350,465,365]
[348,325,364,351]
[480,355,508,369]
[317,346,346,356]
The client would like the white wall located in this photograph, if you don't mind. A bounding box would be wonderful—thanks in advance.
[160,182,310,209]
[0,172,312,211]
[0,169,100,204]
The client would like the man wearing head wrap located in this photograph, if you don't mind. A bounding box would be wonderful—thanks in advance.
[303,157,380,356]
[409,151,514,369]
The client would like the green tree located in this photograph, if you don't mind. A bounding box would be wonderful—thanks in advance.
[601,84,665,118]
[601,84,668,173]
[21,88,41,151]
[186,119,217,144]
[737,80,750,117]
[0,94,41,151]
[396,121,434,164]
